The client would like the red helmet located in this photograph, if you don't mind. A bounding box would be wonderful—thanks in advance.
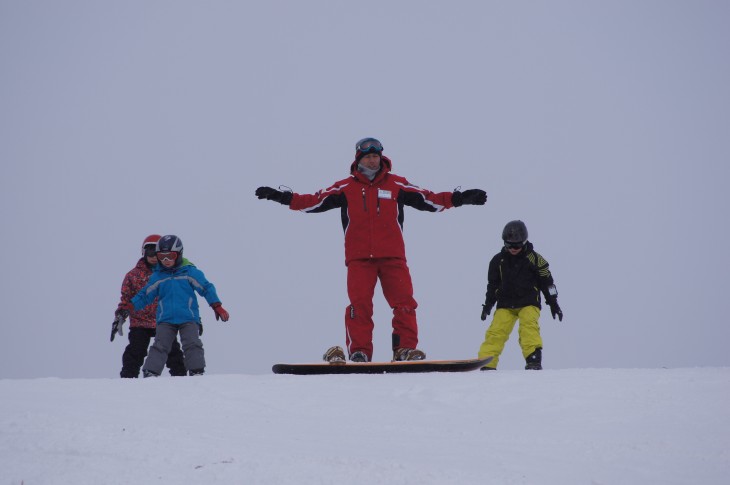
[141,234,162,256]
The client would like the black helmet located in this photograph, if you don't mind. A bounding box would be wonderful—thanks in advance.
[156,235,184,265]
[502,220,528,243]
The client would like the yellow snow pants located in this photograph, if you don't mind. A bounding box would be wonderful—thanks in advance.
[477,306,543,368]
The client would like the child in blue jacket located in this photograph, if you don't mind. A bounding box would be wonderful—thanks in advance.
[120,235,229,377]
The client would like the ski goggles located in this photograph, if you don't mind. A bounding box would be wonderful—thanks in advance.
[157,251,179,262]
[356,138,383,154]
[143,246,157,258]
[504,241,525,250]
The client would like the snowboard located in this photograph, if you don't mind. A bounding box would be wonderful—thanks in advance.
[272,357,493,375]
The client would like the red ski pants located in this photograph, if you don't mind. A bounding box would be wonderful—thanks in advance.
[345,258,418,360]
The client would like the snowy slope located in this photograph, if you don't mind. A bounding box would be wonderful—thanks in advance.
[1,367,728,485]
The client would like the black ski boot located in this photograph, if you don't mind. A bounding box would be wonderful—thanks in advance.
[525,348,542,370]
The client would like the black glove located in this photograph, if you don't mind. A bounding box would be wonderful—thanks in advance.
[547,298,563,322]
[198,323,204,336]
[256,186,293,205]
[110,312,126,342]
[481,298,496,321]
[452,189,487,207]
[110,319,120,342]
[111,304,133,341]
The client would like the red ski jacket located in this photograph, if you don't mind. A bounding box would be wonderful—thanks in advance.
[117,258,157,328]
[288,156,456,264]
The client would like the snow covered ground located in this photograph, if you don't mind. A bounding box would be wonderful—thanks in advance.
[1,367,728,484]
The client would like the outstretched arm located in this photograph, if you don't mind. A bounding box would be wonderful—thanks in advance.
[400,182,487,212]
[255,184,346,213]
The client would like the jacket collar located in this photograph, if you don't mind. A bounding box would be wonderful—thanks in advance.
[350,155,392,184]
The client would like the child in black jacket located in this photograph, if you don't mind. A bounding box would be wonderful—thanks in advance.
[478,220,563,370]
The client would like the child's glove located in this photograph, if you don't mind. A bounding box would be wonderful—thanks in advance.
[212,302,229,322]
[110,305,131,342]
[546,297,563,322]
[110,317,124,341]
[116,302,134,319]
[481,298,496,321]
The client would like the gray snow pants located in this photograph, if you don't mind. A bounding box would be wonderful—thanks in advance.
[143,322,205,375]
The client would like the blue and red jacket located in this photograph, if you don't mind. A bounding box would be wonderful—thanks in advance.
[288,156,456,264]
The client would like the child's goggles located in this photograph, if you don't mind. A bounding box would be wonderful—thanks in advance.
[157,251,179,262]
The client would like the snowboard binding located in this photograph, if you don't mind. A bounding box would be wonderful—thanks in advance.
[323,346,346,365]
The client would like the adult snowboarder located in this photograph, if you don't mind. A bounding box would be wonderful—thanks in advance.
[256,137,487,362]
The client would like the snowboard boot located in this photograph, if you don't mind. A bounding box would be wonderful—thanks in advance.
[142,369,160,378]
[525,348,543,370]
[188,369,205,376]
[393,348,426,361]
[323,346,346,364]
[350,351,369,363]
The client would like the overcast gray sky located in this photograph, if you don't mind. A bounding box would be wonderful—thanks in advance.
[2,1,728,378]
